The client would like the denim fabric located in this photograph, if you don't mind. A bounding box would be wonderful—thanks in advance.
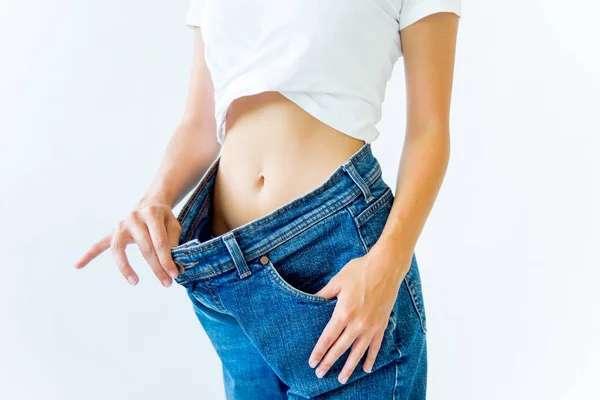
[171,143,427,399]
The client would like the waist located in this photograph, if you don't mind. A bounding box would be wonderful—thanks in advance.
[212,92,365,235]
[171,141,383,278]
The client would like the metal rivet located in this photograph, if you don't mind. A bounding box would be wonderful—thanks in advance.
[174,261,185,274]
[259,255,269,265]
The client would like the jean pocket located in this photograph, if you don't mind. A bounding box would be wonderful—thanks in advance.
[262,258,338,304]
[352,187,394,253]
[232,259,401,398]
[257,207,365,305]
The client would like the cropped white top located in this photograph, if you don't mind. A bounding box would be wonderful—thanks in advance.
[185,0,461,145]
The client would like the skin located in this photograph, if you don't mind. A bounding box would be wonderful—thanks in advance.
[74,10,459,386]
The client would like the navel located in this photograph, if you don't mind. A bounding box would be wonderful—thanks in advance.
[257,174,265,188]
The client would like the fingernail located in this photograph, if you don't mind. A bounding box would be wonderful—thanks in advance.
[316,368,325,378]
[308,359,317,368]
[162,278,172,287]
[127,276,138,285]
[338,374,348,384]
[364,365,372,373]
[169,270,179,279]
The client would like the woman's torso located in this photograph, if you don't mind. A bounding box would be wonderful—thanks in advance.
[210,92,365,236]
[196,0,405,235]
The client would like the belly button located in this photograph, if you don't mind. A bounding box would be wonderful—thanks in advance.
[257,174,265,187]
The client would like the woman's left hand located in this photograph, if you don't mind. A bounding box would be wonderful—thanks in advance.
[309,246,411,384]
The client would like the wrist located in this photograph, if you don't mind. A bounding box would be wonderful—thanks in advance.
[136,191,175,210]
[368,235,413,279]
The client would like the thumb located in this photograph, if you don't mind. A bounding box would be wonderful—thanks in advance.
[315,276,343,300]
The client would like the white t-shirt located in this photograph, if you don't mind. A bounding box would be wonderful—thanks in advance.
[185,0,461,145]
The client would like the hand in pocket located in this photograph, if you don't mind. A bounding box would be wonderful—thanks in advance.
[308,249,411,384]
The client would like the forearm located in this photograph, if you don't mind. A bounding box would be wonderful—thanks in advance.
[137,119,220,209]
[370,128,450,275]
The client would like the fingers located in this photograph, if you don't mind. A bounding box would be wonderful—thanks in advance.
[74,233,112,269]
[75,202,184,287]
[337,334,373,384]
[308,306,347,368]
[165,214,183,249]
[309,301,388,385]
[125,211,173,287]
[75,203,181,287]
[362,329,384,373]
[110,221,139,285]
[144,206,181,280]
[313,327,357,380]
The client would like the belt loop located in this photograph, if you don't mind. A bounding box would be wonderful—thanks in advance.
[342,161,374,203]
[222,232,252,279]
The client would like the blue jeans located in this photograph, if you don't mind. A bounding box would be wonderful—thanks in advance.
[171,143,428,399]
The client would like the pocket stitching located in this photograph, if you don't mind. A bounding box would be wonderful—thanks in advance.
[346,207,369,255]
[354,187,393,228]
[264,260,337,305]
[404,278,427,334]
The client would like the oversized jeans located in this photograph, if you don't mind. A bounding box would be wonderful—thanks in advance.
[171,143,428,399]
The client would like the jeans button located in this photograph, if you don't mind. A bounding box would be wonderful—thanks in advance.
[259,255,269,265]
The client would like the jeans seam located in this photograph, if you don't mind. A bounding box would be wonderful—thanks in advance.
[393,356,399,400]
[405,278,427,334]
[176,162,216,225]
[204,278,227,313]
[183,195,211,244]
[180,263,237,283]
[346,207,369,255]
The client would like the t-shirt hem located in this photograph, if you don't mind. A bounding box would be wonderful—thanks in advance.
[214,91,380,145]
[399,0,462,31]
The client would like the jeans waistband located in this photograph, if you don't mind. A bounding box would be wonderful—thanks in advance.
[171,142,381,285]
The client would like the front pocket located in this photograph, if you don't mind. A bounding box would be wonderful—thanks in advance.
[263,259,337,304]
[354,187,394,252]
[256,207,366,305]
[223,259,402,398]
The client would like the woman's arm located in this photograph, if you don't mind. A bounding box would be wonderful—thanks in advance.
[309,11,460,383]
[137,27,220,210]
[370,11,460,274]
[74,27,219,286]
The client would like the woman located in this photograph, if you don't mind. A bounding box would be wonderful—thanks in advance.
[75,0,461,398]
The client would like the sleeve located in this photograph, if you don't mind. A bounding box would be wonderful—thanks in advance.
[398,0,461,31]
[185,0,206,28]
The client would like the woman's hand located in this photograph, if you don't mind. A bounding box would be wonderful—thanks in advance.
[309,246,411,384]
[73,197,183,287]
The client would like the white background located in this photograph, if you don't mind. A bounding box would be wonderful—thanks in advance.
[1,1,598,399]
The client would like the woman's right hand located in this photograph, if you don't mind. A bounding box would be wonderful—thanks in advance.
[74,198,183,287]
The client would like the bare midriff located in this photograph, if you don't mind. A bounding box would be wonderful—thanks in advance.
[210,91,365,237]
